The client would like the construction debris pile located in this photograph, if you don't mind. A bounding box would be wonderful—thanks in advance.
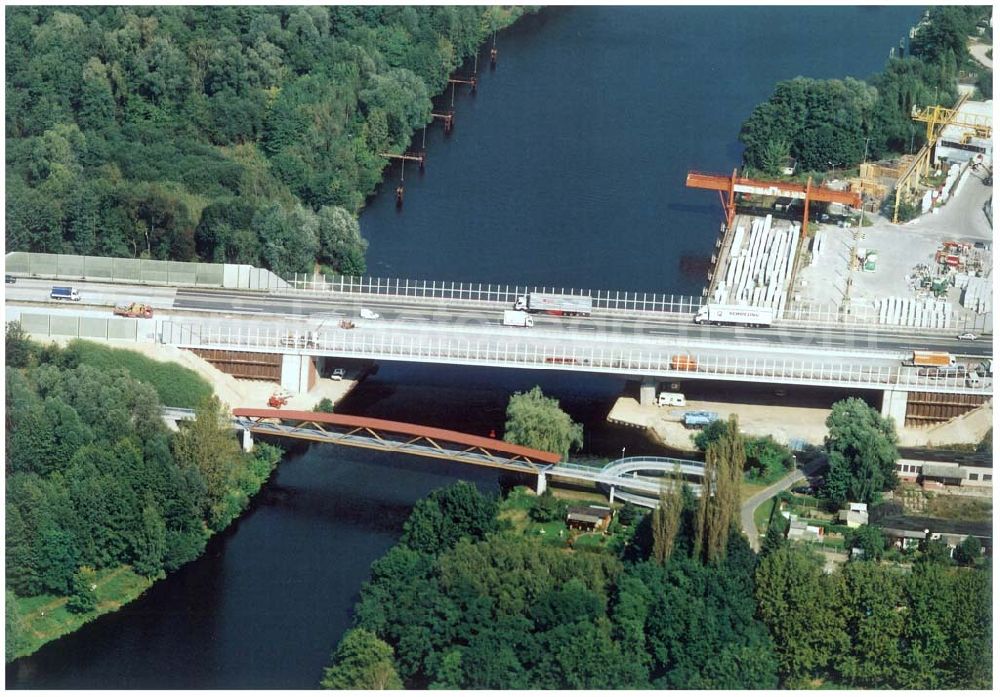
[873,240,992,328]
[712,214,800,315]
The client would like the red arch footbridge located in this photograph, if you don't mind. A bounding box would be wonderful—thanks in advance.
[232,409,562,474]
[230,409,706,502]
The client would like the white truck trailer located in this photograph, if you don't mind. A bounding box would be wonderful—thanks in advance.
[514,293,592,317]
[503,310,534,327]
[694,304,774,327]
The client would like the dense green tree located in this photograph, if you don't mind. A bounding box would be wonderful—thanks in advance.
[5,321,35,369]
[651,469,683,565]
[313,397,336,413]
[834,561,905,687]
[5,6,526,272]
[171,394,241,527]
[953,535,983,566]
[66,566,99,614]
[820,398,898,509]
[399,481,499,555]
[694,416,743,563]
[754,546,848,685]
[503,386,583,460]
[320,628,403,690]
[528,490,567,523]
[848,524,887,561]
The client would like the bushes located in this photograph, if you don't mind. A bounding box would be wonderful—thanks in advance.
[69,340,212,408]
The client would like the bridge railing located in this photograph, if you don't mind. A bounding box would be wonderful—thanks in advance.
[286,273,985,334]
[159,321,993,395]
[288,273,706,315]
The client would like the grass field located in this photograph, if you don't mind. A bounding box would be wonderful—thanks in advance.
[72,340,213,408]
[10,566,153,661]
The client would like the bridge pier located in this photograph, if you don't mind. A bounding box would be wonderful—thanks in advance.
[881,389,908,428]
[609,485,615,504]
[639,377,658,406]
[280,353,318,393]
[536,471,547,495]
[242,427,254,452]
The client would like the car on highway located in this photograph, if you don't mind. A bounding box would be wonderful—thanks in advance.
[5,274,15,284]
[359,308,379,320]
[957,332,978,341]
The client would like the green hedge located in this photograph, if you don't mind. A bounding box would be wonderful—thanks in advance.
[70,340,213,409]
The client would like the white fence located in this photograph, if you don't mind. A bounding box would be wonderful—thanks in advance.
[288,273,706,315]
[159,321,992,395]
[5,252,288,291]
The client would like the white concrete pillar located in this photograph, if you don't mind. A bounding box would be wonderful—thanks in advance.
[241,427,254,452]
[609,486,615,504]
[280,353,315,393]
[639,377,658,406]
[881,389,908,427]
[536,471,547,495]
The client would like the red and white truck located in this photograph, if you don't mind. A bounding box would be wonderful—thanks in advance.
[514,293,592,317]
[694,304,773,327]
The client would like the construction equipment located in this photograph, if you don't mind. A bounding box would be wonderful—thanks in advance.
[113,302,153,318]
[338,320,356,329]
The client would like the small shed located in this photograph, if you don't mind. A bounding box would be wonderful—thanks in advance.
[838,502,869,528]
[566,505,613,532]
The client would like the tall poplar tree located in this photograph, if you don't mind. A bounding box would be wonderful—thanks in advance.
[694,416,744,563]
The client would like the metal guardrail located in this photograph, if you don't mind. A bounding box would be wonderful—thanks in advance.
[159,321,993,395]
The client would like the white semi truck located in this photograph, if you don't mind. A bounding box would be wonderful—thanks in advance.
[503,310,534,327]
[514,293,592,317]
[694,304,774,327]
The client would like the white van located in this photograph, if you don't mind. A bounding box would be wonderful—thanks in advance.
[657,392,686,407]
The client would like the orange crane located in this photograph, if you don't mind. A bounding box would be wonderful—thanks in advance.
[686,169,862,237]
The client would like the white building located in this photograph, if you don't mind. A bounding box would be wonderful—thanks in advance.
[934,100,992,166]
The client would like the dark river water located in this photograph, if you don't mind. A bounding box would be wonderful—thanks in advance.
[7,6,919,689]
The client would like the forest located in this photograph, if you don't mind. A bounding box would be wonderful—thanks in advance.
[321,480,991,690]
[5,6,525,277]
[739,6,992,175]
[4,326,281,660]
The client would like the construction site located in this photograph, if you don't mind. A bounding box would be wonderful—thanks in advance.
[689,95,993,334]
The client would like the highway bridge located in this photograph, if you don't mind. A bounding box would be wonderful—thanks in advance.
[5,253,992,427]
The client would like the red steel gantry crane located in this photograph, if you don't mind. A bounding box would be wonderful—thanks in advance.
[685,169,863,237]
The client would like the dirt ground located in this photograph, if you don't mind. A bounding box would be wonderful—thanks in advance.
[795,164,993,311]
[608,395,993,451]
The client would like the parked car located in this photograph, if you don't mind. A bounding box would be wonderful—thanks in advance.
[957,332,978,341]
[5,274,15,284]
[331,368,345,381]
[359,308,379,320]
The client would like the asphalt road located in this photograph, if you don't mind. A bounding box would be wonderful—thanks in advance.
[740,456,827,552]
[5,277,992,360]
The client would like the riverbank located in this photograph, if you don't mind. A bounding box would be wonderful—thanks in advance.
[5,340,290,663]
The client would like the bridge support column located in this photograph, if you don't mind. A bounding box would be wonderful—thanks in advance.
[639,377,658,406]
[241,427,254,452]
[881,389,908,428]
[280,353,316,393]
[609,486,615,504]
[536,471,547,496]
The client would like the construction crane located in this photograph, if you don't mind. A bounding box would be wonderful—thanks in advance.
[911,102,992,144]
[685,169,862,237]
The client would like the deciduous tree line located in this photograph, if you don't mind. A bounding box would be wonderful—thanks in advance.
[5,330,281,659]
[740,6,991,174]
[6,6,526,277]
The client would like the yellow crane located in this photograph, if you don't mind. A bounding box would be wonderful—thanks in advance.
[911,103,992,143]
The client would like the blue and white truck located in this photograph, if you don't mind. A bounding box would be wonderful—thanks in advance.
[50,286,81,301]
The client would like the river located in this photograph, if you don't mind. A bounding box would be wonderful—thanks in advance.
[7,5,920,689]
